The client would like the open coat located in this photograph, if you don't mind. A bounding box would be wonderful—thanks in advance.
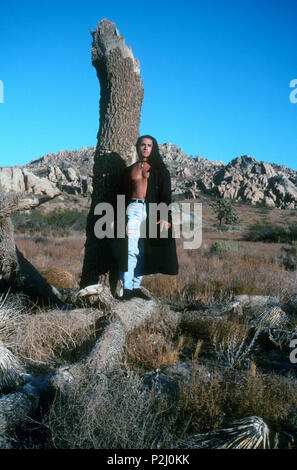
[112,164,179,276]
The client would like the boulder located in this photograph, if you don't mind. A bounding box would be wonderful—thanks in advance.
[23,169,60,198]
[0,167,26,193]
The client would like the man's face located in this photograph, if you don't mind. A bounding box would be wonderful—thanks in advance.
[138,138,153,159]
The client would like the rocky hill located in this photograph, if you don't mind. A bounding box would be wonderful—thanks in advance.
[1,144,297,208]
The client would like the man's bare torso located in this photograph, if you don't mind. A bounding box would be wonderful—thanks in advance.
[130,162,151,199]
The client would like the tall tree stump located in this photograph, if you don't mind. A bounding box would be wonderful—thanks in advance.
[80,19,144,292]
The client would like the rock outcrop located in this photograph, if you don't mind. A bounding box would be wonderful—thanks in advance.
[24,146,94,196]
[0,166,60,198]
[19,146,297,209]
[208,156,297,208]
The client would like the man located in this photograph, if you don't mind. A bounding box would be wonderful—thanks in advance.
[115,135,179,300]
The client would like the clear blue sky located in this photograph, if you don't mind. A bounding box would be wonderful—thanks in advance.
[0,0,296,169]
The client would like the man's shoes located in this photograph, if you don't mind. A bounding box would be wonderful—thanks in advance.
[132,288,152,301]
[121,289,134,301]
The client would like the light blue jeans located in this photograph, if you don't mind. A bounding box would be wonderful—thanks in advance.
[120,199,147,290]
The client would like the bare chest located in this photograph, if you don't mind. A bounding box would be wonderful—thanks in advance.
[130,163,151,181]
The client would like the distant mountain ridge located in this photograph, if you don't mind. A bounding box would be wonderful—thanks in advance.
[1,144,297,208]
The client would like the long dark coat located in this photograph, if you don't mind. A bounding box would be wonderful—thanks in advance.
[112,164,179,276]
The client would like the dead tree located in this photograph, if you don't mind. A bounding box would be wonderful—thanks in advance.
[0,193,66,307]
[80,19,144,292]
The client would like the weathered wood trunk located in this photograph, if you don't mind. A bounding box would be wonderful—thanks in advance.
[0,193,65,307]
[80,19,144,291]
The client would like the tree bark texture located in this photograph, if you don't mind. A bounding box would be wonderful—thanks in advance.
[80,19,144,289]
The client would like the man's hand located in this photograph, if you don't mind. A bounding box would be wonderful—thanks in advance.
[157,220,171,231]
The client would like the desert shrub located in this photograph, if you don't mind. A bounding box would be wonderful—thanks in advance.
[124,328,184,370]
[245,222,297,243]
[210,320,260,369]
[224,371,297,433]
[210,199,240,228]
[178,368,226,433]
[42,369,174,449]
[178,315,260,366]
[258,203,273,214]
[123,307,181,370]
[177,369,297,436]
[40,267,76,288]
[209,241,242,256]
[12,208,87,235]
[279,243,297,271]
[282,252,297,271]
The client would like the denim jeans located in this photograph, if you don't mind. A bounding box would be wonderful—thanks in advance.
[120,199,147,290]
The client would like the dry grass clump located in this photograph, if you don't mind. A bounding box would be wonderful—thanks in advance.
[42,369,173,449]
[0,292,27,347]
[142,275,186,302]
[0,293,27,392]
[123,309,182,370]
[12,310,98,368]
[0,341,24,393]
[177,369,297,437]
[40,267,76,289]
[124,327,184,370]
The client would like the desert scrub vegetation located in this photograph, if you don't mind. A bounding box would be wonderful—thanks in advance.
[34,365,297,448]
[209,199,240,229]
[209,241,243,257]
[211,322,260,369]
[123,325,185,371]
[177,368,297,438]
[173,312,261,369]
[279,243,297,271]
[245,221,297,243]
[123,307,182,370]
[12,207,88,236]
[40,369,174,449]
[142,238,297,306]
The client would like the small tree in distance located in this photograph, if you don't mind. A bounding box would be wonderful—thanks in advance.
[210,198,240,229]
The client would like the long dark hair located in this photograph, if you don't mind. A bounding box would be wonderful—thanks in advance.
[136,135,166,169]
